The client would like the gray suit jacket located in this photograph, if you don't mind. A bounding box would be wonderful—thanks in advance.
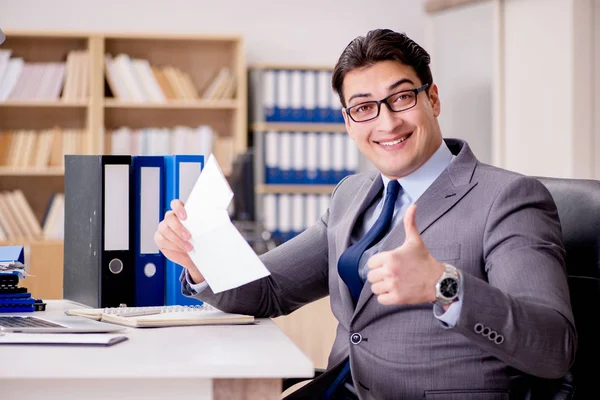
[188,139,576,399]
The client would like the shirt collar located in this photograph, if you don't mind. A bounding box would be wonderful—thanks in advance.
[381,140,454,202]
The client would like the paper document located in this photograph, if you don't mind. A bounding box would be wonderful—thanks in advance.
[181,154,271,293]
[0,333,128,346]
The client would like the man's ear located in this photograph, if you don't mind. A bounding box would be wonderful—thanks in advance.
[342,108,353,134]
[428,83,441,117]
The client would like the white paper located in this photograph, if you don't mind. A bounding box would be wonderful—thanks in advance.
[181,155,271,293]
[0,333,128,346]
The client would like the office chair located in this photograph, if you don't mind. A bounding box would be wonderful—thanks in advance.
[283,176,600,398]
[531,176,600,399]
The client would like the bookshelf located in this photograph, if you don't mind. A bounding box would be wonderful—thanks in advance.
[248,65,356,244]
[0,31,248,298]
[249,64,353,370]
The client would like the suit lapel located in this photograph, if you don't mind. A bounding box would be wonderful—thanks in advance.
[352,139,479,317]
[335,174,382,314]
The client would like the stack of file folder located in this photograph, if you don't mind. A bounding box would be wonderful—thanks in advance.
[64,154,207,309]
[0,246,36,313]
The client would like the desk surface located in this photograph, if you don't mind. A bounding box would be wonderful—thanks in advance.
[0,300,314,380]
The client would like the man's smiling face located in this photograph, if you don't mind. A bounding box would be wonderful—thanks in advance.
[342,60,443,180]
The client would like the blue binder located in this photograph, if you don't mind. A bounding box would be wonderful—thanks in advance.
[164,155,205,306]
[133,156,166,307]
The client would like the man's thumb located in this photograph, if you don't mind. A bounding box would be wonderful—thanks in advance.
[403,204,421,242]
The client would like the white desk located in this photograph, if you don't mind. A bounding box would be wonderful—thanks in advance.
[0,300,314,400]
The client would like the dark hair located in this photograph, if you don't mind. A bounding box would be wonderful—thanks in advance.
[332,29,433,107]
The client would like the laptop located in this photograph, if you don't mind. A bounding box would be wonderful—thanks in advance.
[0,314,126,333]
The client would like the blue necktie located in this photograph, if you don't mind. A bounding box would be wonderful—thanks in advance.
[323,180,401,400]
[337,180,401,304]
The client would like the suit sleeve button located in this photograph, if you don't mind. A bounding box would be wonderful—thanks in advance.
[474,323,484,333]
[495,335,504,344]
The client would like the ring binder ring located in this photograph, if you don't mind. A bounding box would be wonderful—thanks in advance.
[108,259,123,274]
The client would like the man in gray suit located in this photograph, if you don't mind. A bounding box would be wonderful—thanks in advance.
[155,29,576,399]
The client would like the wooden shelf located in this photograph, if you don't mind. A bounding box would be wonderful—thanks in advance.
[424,0,485,14]
[255,184,335,194]
[252,122,346,133]
[104,99,238,110]
[0,30,248,289]
[249,64,334,71]
[0,100,88,108]
[0,167,65,176]
[0,239,63,246]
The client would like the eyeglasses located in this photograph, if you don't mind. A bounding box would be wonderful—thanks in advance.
[345,83,430,123]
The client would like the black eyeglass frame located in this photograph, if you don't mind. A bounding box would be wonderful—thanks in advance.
[345,83,431,123]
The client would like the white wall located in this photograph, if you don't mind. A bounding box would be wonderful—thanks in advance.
[503,0,595,178]
[595,0,600,179]
[503,0,573,177]
[426,1,495,164]
[0,0,425,66]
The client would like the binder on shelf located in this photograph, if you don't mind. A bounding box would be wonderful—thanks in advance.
[279,132,292,184]
[278,194,293,243]
[305,132,319,184]
[345,134,360,177]
[291,194,304,239]
[318,132,333,184]
[132,156,166,307]
[164,155,205,306]
[261,69,277,122]
[330,89,345,123]
[317,70,332,123]
[64,155,135,308]
[263,194,278,243]
[275,69,291,121]
[332,132,346,183]
[289,70,303,122]
[292,131,306,184]
[303,70,317,123]
[264,131,280,184]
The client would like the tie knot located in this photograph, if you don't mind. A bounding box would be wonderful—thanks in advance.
[386,180,401,202]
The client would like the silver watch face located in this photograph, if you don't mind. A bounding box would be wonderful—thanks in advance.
[440,277,459,299]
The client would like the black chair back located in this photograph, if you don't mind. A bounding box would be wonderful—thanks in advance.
[536,177,600,399]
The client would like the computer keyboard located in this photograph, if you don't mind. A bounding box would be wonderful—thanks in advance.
[0,316,66,328]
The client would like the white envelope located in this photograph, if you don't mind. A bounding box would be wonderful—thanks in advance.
[181,155,271,293]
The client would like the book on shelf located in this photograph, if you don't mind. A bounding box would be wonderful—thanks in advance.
[108,125,213,157]
[0,190,41,240]
[0,128,85,169]
[0,49,89,102]
[0,190,64,241]
[62,50,90,101]
[65,304,255,328]
[202,67,236,100]
[105,54,201,102]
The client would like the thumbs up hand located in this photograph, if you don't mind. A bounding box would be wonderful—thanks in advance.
[366,204,445,306]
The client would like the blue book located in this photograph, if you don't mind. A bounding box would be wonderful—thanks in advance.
[164,155,205,306]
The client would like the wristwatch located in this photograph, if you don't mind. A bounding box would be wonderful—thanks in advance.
[434,263,461,305]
